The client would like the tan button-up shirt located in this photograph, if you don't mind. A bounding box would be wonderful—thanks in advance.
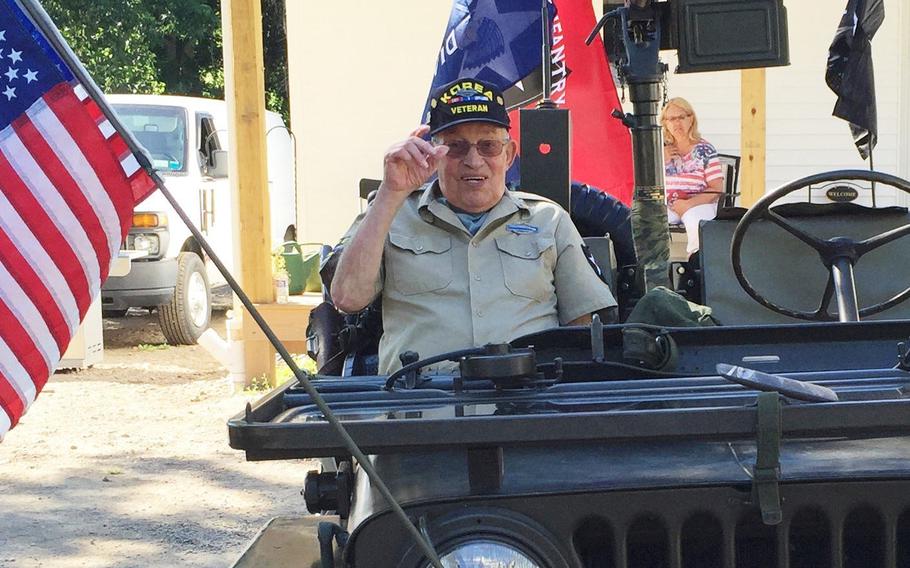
[351,182,617,374]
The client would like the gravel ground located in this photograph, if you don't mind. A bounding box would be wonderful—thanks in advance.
[0,311,315,568]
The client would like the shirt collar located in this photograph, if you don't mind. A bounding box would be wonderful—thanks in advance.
[418,181,531,219]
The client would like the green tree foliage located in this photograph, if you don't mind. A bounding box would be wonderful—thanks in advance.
[43,0,168,94]
[44,0,289,123]
[262,0,289,123]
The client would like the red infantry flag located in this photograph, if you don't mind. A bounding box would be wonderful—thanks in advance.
[508,0,634,203]
[0,0,155,439]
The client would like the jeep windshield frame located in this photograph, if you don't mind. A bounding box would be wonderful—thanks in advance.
[228,319,910,461]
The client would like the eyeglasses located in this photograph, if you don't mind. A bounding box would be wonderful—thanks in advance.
[434,138,510,159]
[664,114,691,123]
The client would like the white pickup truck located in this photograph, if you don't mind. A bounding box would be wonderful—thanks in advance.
[101,95,296,344]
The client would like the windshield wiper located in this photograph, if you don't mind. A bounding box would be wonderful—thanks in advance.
[716,363,839,402]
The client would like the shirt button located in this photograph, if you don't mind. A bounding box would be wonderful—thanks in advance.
[473,274,481,281]
[524,251,532,257]
[471,242,479,247]
[416,244,424,251]
[475,309,483,317]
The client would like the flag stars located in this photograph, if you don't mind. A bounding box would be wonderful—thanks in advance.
[24,69,37,83]
[2,85,15,101]
[4,67,18,82]
[8,48,22,64]
[0,30,6,41]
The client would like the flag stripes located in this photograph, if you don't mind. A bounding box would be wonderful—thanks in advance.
[0,260,59,372]
[0,188,80,334]
[77,90,154,200]
[0,229,72,353]
[45,85,133,248]
[0,400,10,436]
[0,86,154,436]
[16,110,115,281]
[0,129,102,302]
[0,0,156,438]
[0,338,35,414]
[0,151,94,318]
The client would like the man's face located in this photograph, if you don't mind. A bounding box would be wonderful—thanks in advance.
[434,122,517,213]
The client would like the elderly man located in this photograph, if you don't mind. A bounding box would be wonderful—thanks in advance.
[332,78,616,373]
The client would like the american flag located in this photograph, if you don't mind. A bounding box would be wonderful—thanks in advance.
[0,0,155,439]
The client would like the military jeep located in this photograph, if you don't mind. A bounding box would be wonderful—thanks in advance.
[227,1,910,566]
[228,167,910,568]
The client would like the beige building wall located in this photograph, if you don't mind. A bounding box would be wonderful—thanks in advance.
[286,1,451,244]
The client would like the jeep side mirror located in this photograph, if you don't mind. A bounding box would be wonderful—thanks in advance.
[206,149,229,178]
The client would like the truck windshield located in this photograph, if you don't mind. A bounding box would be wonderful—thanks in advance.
[111,104,188,173]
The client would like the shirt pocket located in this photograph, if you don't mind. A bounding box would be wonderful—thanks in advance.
[495,234,556,301]
[388,232,453,296]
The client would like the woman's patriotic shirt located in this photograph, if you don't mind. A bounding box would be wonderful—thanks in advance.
[664,139,724,202]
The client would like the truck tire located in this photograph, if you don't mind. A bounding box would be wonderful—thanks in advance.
[158,252,211,345]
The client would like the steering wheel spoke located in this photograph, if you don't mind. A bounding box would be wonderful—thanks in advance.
[856,224,910,256]
[811,274,836,320]
[766,210,828,252]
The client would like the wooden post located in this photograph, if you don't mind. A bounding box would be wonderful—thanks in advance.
[221,0,275,385]
[740,68,766,207]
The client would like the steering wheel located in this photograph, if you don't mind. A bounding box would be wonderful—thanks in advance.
[731,170,910,322]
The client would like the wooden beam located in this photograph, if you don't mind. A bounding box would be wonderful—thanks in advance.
[740,68,766,207]
[221,0,274,384]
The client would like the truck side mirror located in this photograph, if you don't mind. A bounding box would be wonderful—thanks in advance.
[206,149,229,178]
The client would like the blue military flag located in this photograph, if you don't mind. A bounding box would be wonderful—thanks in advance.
[421,0,554,124]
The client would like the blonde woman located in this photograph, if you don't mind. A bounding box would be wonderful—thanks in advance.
[661,97,724,254]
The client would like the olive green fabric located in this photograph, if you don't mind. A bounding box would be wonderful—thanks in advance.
[626,286,718,327]
[344,182,617,374]
[631,189,672,291]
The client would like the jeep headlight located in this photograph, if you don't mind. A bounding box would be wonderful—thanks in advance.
[432,540,540,568]
[398,509,562,568]
[128,233,160,255]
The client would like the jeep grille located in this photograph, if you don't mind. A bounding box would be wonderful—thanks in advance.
[570,481,910,568]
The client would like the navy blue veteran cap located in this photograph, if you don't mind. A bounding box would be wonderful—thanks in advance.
[427,78,510,136]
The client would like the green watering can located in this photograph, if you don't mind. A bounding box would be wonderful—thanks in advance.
[280,241,324,294]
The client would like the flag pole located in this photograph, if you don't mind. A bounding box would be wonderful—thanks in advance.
[538,0,556,109]
[16,1,444,563]
[868,144,877,207]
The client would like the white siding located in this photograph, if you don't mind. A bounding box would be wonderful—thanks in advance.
[656,0,907,207]
[286,1,451,243]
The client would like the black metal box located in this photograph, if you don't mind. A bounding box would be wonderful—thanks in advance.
[674,0,789,73]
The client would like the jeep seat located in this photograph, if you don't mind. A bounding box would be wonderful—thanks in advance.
[699,203,910,325]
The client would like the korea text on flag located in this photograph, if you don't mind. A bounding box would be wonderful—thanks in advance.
[0,0,155,438]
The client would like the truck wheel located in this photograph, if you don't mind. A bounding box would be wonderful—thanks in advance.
[158,252,211,345]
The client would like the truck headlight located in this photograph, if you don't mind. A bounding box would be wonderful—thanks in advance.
[129,233,160,255]
[432,540,540,568]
